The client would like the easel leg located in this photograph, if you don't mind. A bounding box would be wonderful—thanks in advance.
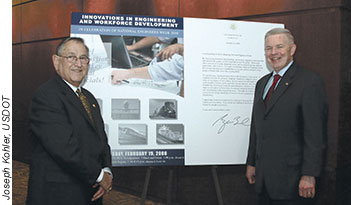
[212,166,224,205]
[167,168,174,204]
[140,166,152,205]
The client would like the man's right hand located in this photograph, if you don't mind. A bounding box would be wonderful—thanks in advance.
[111,69,131,85]
[246,165,256,184]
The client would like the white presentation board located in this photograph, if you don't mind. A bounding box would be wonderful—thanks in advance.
[71,13,283,166]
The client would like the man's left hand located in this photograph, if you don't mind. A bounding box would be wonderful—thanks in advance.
[91,185,106,201]
[99,171,113,192]
[91,172,113,201]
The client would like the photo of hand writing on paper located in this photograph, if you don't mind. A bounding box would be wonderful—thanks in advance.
[109,36,184,84]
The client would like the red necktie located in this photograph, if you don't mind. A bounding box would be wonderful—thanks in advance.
[264,74,281,106]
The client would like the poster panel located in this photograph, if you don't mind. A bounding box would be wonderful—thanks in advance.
[183,18,283,165]
[70,13,283,166]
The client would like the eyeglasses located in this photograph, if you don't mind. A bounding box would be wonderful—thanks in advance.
[58,55,90,65]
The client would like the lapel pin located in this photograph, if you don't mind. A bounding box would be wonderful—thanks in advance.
[285,82,289,86]
[92,104,96,108]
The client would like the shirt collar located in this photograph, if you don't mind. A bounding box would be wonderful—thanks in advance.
[273,60,294,77]
[62,79,81,94]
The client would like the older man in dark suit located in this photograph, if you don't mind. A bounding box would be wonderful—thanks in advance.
[26,37,113,205]
[246,28,328,204]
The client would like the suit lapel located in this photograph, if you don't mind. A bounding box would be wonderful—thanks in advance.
[54,74,97,130]
[265,63,298,115]
[82,88,106,142]
[81,88,100,129]
[258,73,271,110]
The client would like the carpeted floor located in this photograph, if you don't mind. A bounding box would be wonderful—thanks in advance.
[12,160,163,205]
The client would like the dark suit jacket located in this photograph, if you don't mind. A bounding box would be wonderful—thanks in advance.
[26,73,112,205]
[246,62,328,200]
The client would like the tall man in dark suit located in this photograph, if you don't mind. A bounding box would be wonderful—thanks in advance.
[26,37,113,205]
[246,28,328,204]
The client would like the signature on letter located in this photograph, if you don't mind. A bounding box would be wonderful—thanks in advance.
[212,113,250,134]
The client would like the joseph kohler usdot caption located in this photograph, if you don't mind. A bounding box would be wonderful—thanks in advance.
[1,95,11,201]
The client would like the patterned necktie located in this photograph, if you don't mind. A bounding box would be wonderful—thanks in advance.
[76,89,94,123]
[264,74,281,106]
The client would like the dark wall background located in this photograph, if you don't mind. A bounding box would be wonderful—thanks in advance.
[12,0,351,204]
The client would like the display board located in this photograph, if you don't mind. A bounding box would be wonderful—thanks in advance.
[71,12,283,166]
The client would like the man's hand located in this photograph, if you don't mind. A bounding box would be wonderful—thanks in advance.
[99,171,113,192]
[91,172,113,201]
[111,67,151,84]
[91,185,106,201]
[246,165,256,184]
[156,44,184,61]
[111,69,131,85]
[299,175,316,198]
